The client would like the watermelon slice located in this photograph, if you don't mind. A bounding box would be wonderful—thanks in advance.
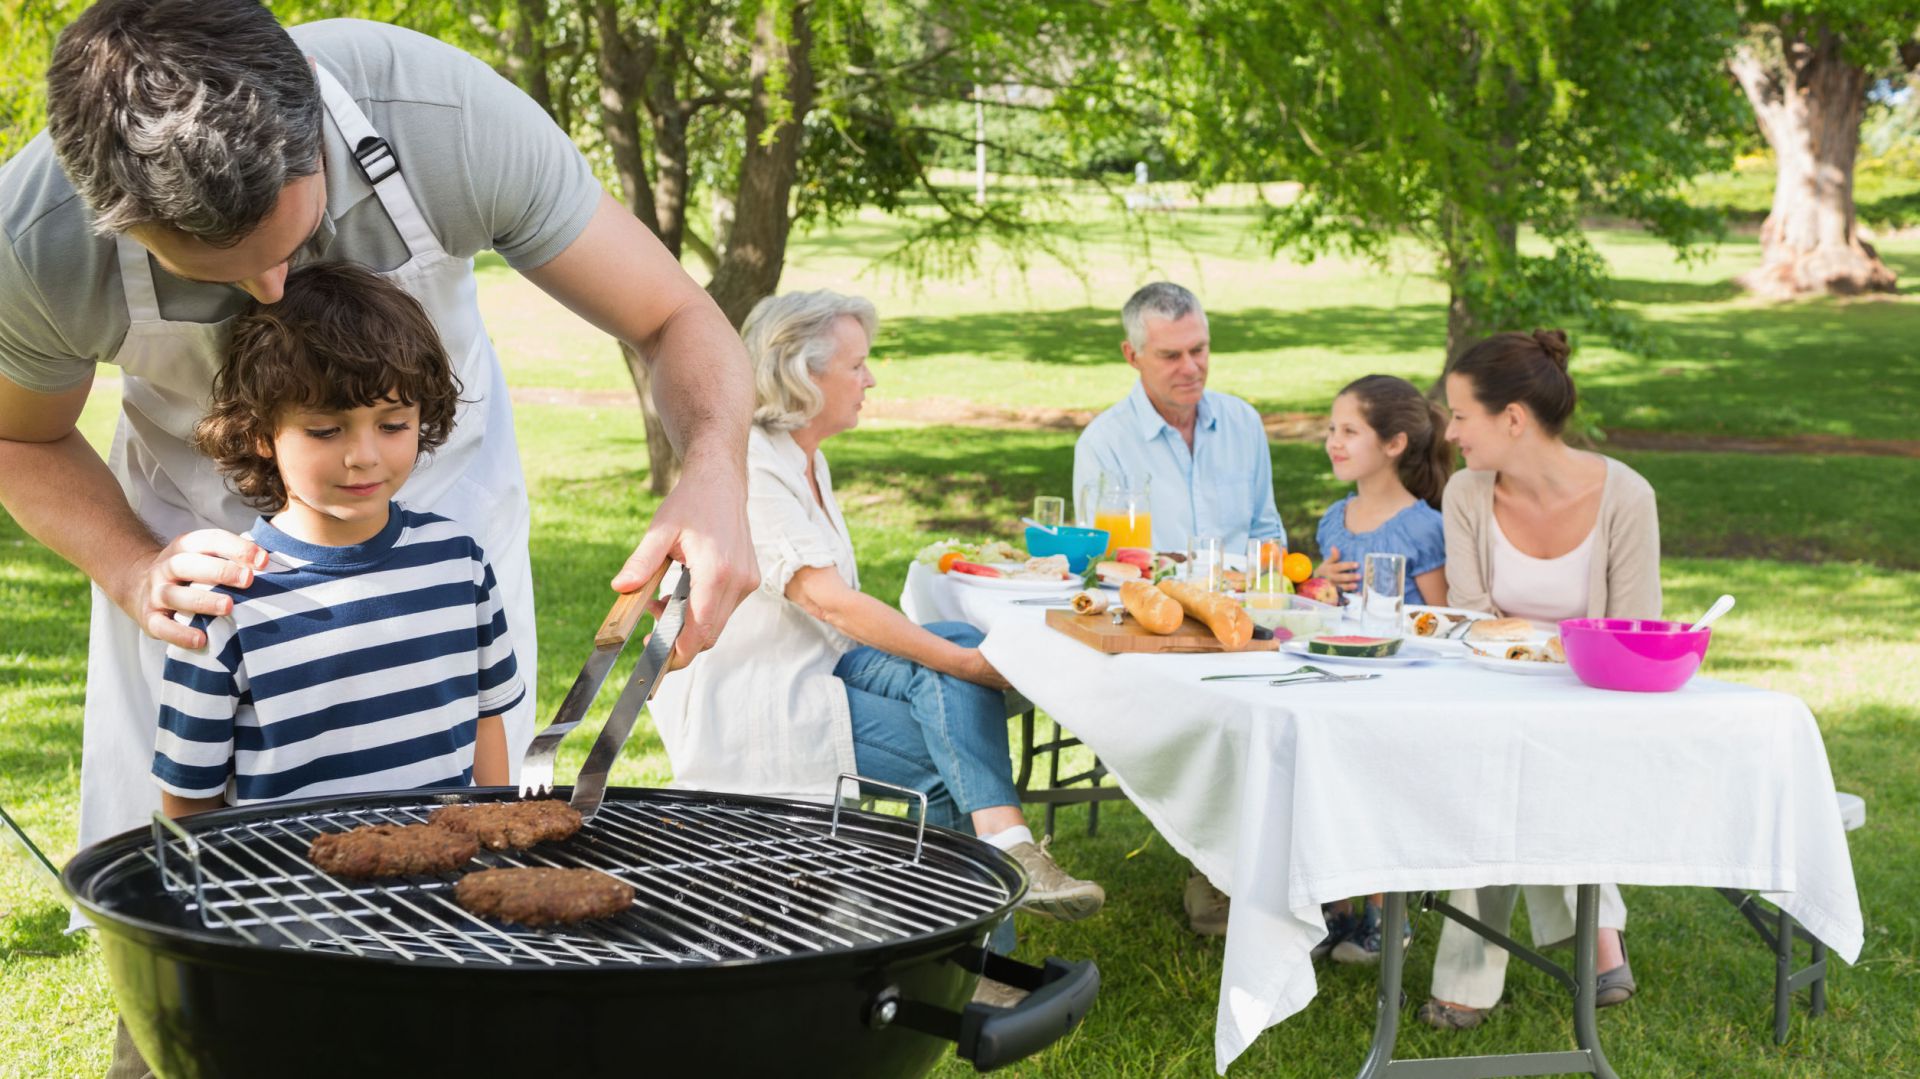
[1307,635,1403,658]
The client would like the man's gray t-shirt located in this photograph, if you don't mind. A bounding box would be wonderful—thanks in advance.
[0,19,601,394]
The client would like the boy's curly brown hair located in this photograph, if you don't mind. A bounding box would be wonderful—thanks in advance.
[196,262,462,512]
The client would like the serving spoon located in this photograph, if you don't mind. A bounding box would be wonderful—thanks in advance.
[1021,517,1060,535]
[1688,594,1736,633]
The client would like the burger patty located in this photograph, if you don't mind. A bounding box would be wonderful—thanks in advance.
[430,800,583,851]
[307,823,479,880]
[454,867,634,927]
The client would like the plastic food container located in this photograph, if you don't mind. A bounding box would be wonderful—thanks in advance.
[1558,618,1711,692]
[1024,525,1110,574]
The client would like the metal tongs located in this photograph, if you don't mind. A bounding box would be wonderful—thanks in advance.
[518,561,693,821]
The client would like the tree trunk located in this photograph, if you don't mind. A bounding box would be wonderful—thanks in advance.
[591,4,677,493]
[1440,210,1516,365]
[619,342,681,492]
[1730,26,1896,298]
[705,2,815,328]
[592,2,660,235]
[645,34,692,260]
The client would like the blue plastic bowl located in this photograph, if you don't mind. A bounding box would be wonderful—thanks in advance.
[1024,525,1110,574]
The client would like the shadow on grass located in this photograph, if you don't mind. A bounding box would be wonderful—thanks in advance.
[0,904,87,962]
[876,305,1449,366]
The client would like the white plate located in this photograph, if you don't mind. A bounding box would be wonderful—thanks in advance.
[1466,651,1577,677]
[947,565,1078,592]
[1280,640,1454,667]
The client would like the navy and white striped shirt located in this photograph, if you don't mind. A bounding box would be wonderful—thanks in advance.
[152,504,524,805]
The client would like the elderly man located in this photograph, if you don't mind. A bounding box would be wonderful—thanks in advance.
[1072,282,1286,936]
[0,0,756,921]
[1072,282,1285,553]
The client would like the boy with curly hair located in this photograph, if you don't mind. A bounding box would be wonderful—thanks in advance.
[151,262,521,817]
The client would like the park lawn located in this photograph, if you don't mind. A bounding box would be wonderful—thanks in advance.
[4,393,1917,1076]
[476,199,1920,444]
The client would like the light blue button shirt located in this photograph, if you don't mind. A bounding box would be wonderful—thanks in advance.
[1071,382,1286,552]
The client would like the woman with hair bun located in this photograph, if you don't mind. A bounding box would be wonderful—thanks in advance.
[1419,328,1662,1030]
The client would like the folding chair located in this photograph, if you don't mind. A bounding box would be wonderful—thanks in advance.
[1007,690,1129,841]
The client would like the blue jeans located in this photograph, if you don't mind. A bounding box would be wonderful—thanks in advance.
[835,621,1020,953]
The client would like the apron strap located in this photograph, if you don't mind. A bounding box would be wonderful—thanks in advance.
[114,236,163,322]
[312,64,443,261]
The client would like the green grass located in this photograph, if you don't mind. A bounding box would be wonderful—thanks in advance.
[6,195,1919,1075]
[7,402,1918,1076]
[476,199,1920,443]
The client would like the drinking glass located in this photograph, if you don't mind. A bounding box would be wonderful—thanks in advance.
[1032,496,1066,529]
[1094,472,1152,555]
[1187,536,1227,591]
[1243,538,1291,623]
[1362,553,1408,637]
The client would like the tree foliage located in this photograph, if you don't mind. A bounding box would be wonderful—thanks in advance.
[1114,0,1750,357]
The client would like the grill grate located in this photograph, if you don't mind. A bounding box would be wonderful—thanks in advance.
[143,795,1014,970]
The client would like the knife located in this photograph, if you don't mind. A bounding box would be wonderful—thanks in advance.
[516,565,661,798]
[570,564,692,821]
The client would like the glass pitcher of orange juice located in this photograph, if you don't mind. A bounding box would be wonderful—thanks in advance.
[1094,472,1152,556]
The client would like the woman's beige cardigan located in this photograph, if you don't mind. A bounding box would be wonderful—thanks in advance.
[1442,456,1663,620]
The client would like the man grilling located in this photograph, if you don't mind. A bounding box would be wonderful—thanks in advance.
[0,4,758,1069]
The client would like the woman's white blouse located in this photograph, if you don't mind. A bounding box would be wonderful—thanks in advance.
[650,427,862,803]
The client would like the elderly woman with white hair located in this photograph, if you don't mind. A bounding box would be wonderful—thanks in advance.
[651,290,1103,934]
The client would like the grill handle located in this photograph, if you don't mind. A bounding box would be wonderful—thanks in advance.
[830,773,928,864]
[884,952,1100,1071]
[152,811,211,920]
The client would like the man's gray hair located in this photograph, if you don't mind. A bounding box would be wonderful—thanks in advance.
[1121,282,1205,351]
[742,290,879,432]
[47,0,323,245]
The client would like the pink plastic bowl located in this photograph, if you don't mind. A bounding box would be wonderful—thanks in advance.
[1558,618,1711,693]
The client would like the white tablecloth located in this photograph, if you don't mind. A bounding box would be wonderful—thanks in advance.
[899,563,1865,1074]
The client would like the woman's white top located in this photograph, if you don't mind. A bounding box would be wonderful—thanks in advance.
[1489,514,1596,625]
[649,426,862,804]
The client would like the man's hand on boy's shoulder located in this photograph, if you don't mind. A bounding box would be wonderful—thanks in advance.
[123,529,269,649]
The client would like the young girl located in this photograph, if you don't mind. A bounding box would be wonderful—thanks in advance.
[1314,374,1452,608]
[1310,374,1453,964]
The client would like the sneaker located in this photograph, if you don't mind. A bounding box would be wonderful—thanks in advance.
[1331,903,1412,965]
[1312,904,1361,961]
[1184,873,1230,937]
[1007,838,1105,921]
[971,977,1031,1009]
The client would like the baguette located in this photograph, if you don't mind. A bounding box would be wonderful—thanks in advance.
[1157,579,1254,650]
[1119,580,1183,634]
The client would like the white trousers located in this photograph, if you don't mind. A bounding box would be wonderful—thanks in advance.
[1429,884,1628,1009]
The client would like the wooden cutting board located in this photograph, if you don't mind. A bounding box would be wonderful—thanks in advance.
[1046,608,1280,654]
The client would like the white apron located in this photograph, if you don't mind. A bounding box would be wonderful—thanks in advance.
[76,65,539,857]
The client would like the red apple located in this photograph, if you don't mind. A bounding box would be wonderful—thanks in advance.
[1297,577,1341,606]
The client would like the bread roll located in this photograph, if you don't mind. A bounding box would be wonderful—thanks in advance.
[1071,590,1109,615]
[1158,579,1254,650]
[1095,560,1142,582]
[1467,617,1534,642]
[1120,581,1183,634]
